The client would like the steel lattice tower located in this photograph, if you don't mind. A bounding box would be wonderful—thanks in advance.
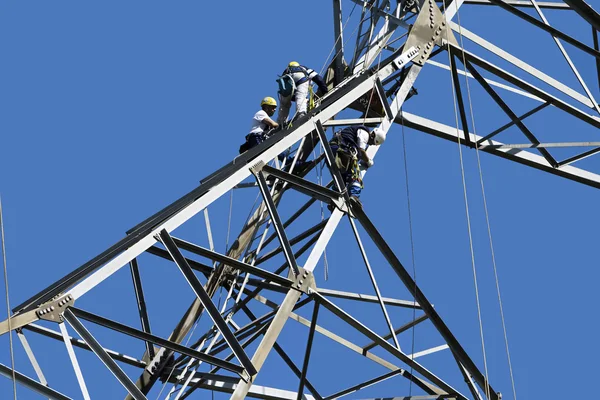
[2,1,600,399]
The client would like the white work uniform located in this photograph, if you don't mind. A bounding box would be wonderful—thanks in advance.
[278,66,320,125]
[356,128,369,151]
[249,109,270,136]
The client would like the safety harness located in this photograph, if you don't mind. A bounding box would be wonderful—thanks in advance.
[330,125,369,188]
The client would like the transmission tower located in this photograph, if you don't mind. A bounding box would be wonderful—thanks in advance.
[1,1,600,399]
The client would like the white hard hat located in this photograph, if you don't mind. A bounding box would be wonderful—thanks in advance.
[372,128,386,145]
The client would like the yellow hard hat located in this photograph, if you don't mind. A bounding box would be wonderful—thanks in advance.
[288,61,300,68]
[260,96,277,107]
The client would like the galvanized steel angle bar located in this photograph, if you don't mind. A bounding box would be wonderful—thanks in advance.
[557,145,600,166]
[0,362,72,400]
[169,236,292,287]
[68,306,246,377]
[562,0,600,31]
[145,245,213,275]
[451,43,600,129]
[23,323,146,368]
[157,229,256,377]
[260,164,344,206]
[249,290,445,397]
[477,102,550,145]
[322,369,404,400]
[399,110,600,188]
[237,302,324,400]
[297,301,319,400]
[317,287,420,309]
[460,57,559,166]
[252,167,301,277]
[350,204,498,400]
[449,22,597,110]
[450,53,472,145]
[313,292,467,399]
[529,0,600,115]
[347,216,401,350]
[485,0,600,60]
[254,219,329,267]
[129,258,154,359]
[16,329,48,387]
[59,322,91,400]
[363,314,429,352]
[62,309,148,400]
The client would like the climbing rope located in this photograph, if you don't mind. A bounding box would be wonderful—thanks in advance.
[454,9,518,399]
[318,1,359,77]
[399,112,419,397]
[441,3,491,399]
[0,196,17,400]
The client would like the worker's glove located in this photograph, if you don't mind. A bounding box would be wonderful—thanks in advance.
[316,87,328,98]
[362,158,374,169]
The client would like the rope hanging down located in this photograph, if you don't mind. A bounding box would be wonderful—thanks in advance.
[442,2,492,399]
[454,8,518,399]
[400,111,419,397]
[0,196,17,399]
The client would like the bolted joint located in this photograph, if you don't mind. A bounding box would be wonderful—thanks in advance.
[288,266,316,294]
[249,161,266,175]
[36,294,75,323]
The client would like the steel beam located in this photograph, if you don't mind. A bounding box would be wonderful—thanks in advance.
[363,314,429,352]
[347,216,401,349]
[59,322,91,400]
[68,306,244,376]
[332,0,345,85]
[297,301,319,399]
[255,220,328,266]
[351,205,498,400]
[453,0,570,8]
[16,330,48,387]
[0,363,72,400]
[477,102,550,144]
[323,369,404,400]
[461,57,558,166]
[400,110,600,188]
[594,28,600,92]
[63,309,147,400]
[23,323,146,369]
[253,169,301,277]
[449,53,472,145]
[314,293,466,399]
[145,245,212,275]
[562,0,600,31]
[449,22,598,110]
[129,258,154,359]
[558,146,600,166]
[169,236,292,287]
[317,288,420,309]
[157,229,256,377]
[486,0,600,60]
[260,165,343,205]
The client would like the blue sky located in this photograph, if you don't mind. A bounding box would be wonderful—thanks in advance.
[1,1,600,399]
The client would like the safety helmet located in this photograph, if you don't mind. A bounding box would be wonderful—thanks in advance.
[372,128,386,145]
[260,96,277,107]
[288,61,300,68]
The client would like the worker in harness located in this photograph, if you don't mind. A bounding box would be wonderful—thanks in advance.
[276,61,328,126]
[329,126,386,205]
[239,97,279,154]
